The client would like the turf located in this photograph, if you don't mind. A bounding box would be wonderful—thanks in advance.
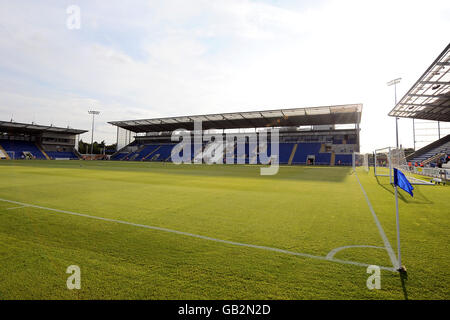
[0,160,448,299]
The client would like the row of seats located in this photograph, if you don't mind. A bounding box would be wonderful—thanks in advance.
[291,143,322,164]
[46,151,78,160]
[410,141,450,163]
[335,154,353,165]
[0,140,46,159]
[113,142,354,166]
[0,140,80,160]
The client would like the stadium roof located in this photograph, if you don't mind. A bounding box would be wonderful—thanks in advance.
[0,121,88,135]
[109,104,362,133]
[389,43,450,122]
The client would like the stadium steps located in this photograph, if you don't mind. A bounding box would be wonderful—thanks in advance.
[142,145,161,161]
[0,143,10,159]
[129,153,139,161]
[110,142,136,160]
[407,134,450,162]
[422,152,446,165]
[36,144,50,160]
[330,152,336,166]
[224,142,236,164]
[73,148,82,159]
[118,153,130,160]
[127,145,147,160]
[0,140,46,159]
[288,144,298,165]
[319,143,326,153]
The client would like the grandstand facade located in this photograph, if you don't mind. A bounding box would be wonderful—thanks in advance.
[0,121,87,160]
[389,43,450,168]
[109,104,362,166]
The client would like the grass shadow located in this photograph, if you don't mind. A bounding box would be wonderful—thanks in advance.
[408,186,433,205]
[375,176,394,196]
[1,160,353,182]
[399,271,409,300]
[375,176,433,205]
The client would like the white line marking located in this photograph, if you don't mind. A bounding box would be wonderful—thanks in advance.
[5,206,28,210]
[0,197,396,272]
[326,245,386,260]
[354,171,399,269]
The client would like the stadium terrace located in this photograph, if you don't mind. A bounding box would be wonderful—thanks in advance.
[108,104,362,166]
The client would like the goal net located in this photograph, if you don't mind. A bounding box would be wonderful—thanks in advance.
[374,147,433,185]
[352,152,369,172]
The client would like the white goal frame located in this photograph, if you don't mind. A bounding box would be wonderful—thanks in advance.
[352,152,369,172]
[374,147,393,183]
[374,147,433,185]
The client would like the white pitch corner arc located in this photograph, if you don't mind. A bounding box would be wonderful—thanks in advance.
[0,197,397,272]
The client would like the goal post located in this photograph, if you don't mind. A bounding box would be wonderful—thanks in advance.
[352,152,369,172]
[374,147,433,185]
[374,147,393,184]
[390,147,434,185]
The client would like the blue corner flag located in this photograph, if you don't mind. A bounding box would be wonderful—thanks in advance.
[394,168,414,197]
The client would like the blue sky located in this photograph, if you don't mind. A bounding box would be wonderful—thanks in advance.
[0,0,449,151]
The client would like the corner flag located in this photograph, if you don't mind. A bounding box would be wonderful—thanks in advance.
[393,168,414,197]
[393,167,413,272]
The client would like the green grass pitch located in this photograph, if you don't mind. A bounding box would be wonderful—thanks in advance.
[0,160,448,299]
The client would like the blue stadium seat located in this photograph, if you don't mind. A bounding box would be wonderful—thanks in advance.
[276,143,295,164]
[315,153,331,165]
[335,154,352,166]
[135,145,160,161]
[111,152,128,160]
[148,144,174,161]
[46,151,78,159]
[291,143,321,164]
[0,140,46,159]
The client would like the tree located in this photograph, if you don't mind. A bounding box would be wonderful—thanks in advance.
[78,139,117,154]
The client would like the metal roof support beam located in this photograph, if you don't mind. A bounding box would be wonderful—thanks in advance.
[419,81,448,85]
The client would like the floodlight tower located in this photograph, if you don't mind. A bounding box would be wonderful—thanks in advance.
[88,110,100,157]
[387,78,401,148]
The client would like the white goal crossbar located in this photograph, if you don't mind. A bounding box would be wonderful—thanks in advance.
[352,152,369,172]
[374,147,393,183]
[374,147,433,185]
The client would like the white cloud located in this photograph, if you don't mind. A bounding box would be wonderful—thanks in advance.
[0,0,449,150]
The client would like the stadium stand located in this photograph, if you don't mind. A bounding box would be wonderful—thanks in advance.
[111,152,128,160]
[0,140,46,159]
[291,143,321,164]
[109,104,362,166]
[406,134,450,164]
[315,153,332,165]
[146,144,174,162]
[109,140,354,167]
[0,121,87,160]
[389,43,450,170]
[277,143,295,164]
[134,145,160,161]
[335,154,353,166]
[46,151,79,160]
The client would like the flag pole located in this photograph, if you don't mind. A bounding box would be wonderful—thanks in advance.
[394,184,407,272]
[394,184,402,270]
[393,168,410,272]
